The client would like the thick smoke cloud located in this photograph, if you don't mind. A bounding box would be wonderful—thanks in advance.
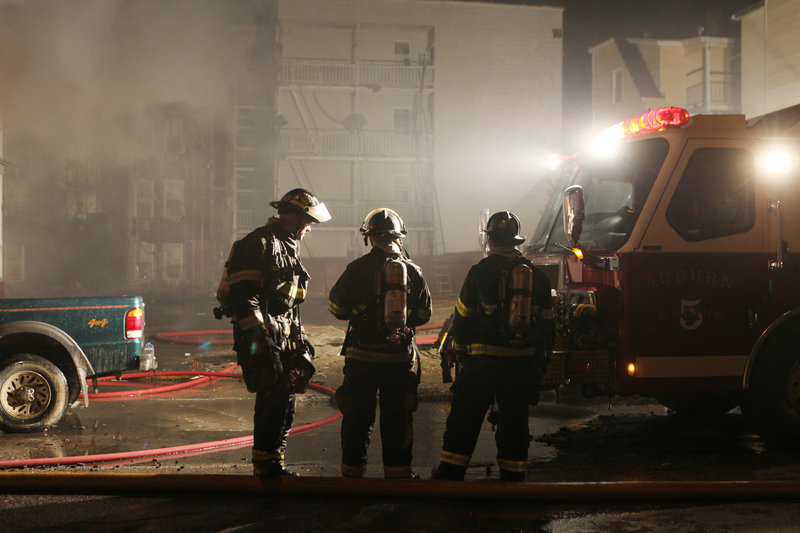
[0,0,273,296]
[0,0,263,156]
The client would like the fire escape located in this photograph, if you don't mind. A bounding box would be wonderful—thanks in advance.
[276,22,445,266]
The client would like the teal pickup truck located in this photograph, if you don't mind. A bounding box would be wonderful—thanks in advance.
[0,296,153,432]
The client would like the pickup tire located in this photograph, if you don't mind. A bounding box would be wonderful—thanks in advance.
[0,354,69,432]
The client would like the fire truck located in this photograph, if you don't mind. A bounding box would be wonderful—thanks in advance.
[528,104,800,443]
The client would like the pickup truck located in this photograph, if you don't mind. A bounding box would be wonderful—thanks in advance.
[0,296,153,432]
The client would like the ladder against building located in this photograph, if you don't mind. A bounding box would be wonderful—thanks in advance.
[432,254,453,295]
[232,85,272,241]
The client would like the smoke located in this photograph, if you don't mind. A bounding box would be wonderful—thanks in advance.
[0,0,275,296]
[0,0,265,157]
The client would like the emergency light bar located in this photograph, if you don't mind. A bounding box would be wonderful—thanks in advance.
[589,107,690,155]
[614,106,689,138]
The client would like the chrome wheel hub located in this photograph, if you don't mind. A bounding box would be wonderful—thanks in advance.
[1,370,52,420]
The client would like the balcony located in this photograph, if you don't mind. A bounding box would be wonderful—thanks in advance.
[280,130,433,160]
[321,200,435,231]
[685,72,739,114]
[280,60,434,90]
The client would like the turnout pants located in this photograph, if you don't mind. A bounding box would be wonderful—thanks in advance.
[440,354,540,478]
[252,364,296,469]
[338,359,417,478]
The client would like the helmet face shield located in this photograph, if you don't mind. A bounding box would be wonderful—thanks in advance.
[304,201,332,224]
[270,188,331,223]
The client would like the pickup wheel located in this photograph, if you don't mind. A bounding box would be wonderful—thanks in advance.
[0,354,69,433]
[741,329,800,444]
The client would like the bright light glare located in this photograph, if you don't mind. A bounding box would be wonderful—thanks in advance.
[627,363,636,376]
[589,124,623,156]
[762,151,794,174]
[548,153,559,170]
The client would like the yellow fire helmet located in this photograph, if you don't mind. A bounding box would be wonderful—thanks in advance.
[269,188,332,223]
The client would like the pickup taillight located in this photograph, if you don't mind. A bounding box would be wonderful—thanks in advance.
[125,307,144,339]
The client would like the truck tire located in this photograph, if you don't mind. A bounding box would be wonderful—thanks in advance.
[657,392,739,417]
[740,329,800,444]
[0,354,69,433]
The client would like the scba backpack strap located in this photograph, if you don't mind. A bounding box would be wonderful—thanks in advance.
[213,239,240,319]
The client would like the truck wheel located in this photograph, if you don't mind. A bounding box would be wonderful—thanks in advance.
[740,330,800,444]
[657,392,739,417]
[0,354,69,433]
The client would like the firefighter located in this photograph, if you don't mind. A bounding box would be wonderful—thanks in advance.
[328,208,432,479]
[431,211,554,482]
[227,188,331,478]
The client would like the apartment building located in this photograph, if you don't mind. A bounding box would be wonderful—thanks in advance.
[1,0,562,299]
[276,0,563,274]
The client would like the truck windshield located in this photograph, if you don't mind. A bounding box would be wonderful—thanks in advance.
[528,138,669,253]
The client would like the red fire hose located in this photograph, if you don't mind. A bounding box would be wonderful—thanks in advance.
[0,366,340,469]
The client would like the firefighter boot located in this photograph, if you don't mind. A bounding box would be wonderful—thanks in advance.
[253,460,299,478]
[430,462,466,481]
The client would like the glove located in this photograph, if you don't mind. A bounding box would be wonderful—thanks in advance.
[303,339,315,359]
[244,326,283,386]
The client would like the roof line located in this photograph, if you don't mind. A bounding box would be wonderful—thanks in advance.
[614,37,663,99]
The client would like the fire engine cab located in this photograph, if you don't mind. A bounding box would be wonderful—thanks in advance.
[529,104,800,443]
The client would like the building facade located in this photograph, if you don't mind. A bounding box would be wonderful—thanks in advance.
[277,0,563,270]
[734,0,800,118]
[1,0,562,299]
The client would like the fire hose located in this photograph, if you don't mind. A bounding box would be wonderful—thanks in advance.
[3,473,800,502]
[0,361,340,469]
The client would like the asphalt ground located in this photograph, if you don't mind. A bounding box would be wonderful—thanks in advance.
[4,296,800,531]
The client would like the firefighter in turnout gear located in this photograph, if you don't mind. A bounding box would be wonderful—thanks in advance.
[328,208,432,479]
[431,211,554,482]
[226,188,331,478]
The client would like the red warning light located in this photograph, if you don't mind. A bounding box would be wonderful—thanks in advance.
[619,107,689,137]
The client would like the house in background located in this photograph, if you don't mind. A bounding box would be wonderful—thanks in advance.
[590,34,740,130]
[734,0,800,118]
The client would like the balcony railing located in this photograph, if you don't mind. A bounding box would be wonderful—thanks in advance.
[280,60,434,89]
[685,72,738,113]
[280,130,433,159]
[322,200,435,230]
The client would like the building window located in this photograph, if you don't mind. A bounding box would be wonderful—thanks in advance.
[136,180,154,218]
[395,41,410,64]
[136,242,155,280]
[612,68,623,105]
[394,109,411,134]
[163,117,185,154]
[3,177,24,216]
[163,179,185,219]
[162,243,184,280]
[666,148,755,242]
[393,175,411,203]
[4,243,25,282]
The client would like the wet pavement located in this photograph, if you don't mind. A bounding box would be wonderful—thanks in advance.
[3,297,800,531]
